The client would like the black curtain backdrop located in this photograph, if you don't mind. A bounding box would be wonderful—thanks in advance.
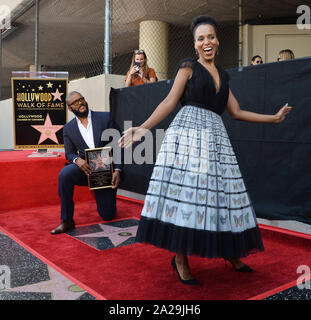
[110,57,311,225]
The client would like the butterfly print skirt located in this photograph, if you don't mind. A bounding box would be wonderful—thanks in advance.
[136,105,264,258]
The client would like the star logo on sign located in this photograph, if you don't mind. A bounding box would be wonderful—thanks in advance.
[51,88,64,101]
[47,82,53,88]
[31,113,63,144]
[38,85,43,91]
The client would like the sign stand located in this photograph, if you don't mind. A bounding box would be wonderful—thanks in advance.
[28,149,62,158]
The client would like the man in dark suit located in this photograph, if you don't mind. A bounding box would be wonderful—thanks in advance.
[51,91,122,234]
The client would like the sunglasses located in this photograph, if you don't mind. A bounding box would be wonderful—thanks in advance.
[134,49,145,54]
[68,97,85,107]
[255,60,263,64]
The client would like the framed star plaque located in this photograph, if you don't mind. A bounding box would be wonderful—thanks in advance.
[85,146,114,190]
[11,76,68,149]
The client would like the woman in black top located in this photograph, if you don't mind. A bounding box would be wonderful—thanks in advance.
[119,15,292,285]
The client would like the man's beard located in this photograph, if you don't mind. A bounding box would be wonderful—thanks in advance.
[72,102,89,118]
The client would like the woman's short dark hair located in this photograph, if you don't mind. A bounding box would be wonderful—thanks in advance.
[251,55,262,62]
[191,15,218,38]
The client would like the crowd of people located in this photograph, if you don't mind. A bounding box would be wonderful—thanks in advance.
[251,49,295,66]
[124,48,296,89]
[124,48,296,87]
[125,50,296,84]
[124,45,296,86]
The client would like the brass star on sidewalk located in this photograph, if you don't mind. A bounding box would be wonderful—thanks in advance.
[2,266,88,300]
[76,224,138,247]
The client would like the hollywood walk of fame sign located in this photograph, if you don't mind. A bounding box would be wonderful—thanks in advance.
[11,77,68,149]
[85,146,114,190]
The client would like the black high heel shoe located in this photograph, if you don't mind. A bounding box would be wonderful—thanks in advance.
[224,258,253,272]
[171,256,201,285]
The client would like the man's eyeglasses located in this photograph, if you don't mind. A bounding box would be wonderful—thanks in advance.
[68,97,85,107]
[134,49,145,54]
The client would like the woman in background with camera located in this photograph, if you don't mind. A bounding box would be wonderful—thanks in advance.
[125,49,157,87]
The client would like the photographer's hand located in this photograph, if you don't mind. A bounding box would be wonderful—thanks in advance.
[130,66,138,76]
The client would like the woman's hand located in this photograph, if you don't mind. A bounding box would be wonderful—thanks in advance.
[118,126,148,148]
[129,66,139,76]
[274,104,292,123]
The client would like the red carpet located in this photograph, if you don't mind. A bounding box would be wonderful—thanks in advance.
[0,150,94,212]
[1,151,311,300]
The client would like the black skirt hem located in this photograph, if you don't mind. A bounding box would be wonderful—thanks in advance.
[135,216,264,259]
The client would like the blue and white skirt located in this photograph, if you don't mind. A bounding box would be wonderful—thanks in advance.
[136,105,264,258]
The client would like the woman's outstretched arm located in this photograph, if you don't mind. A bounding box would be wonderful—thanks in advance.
[119,67,192,148]
[140,68,192,129]
[226,89,292,123]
